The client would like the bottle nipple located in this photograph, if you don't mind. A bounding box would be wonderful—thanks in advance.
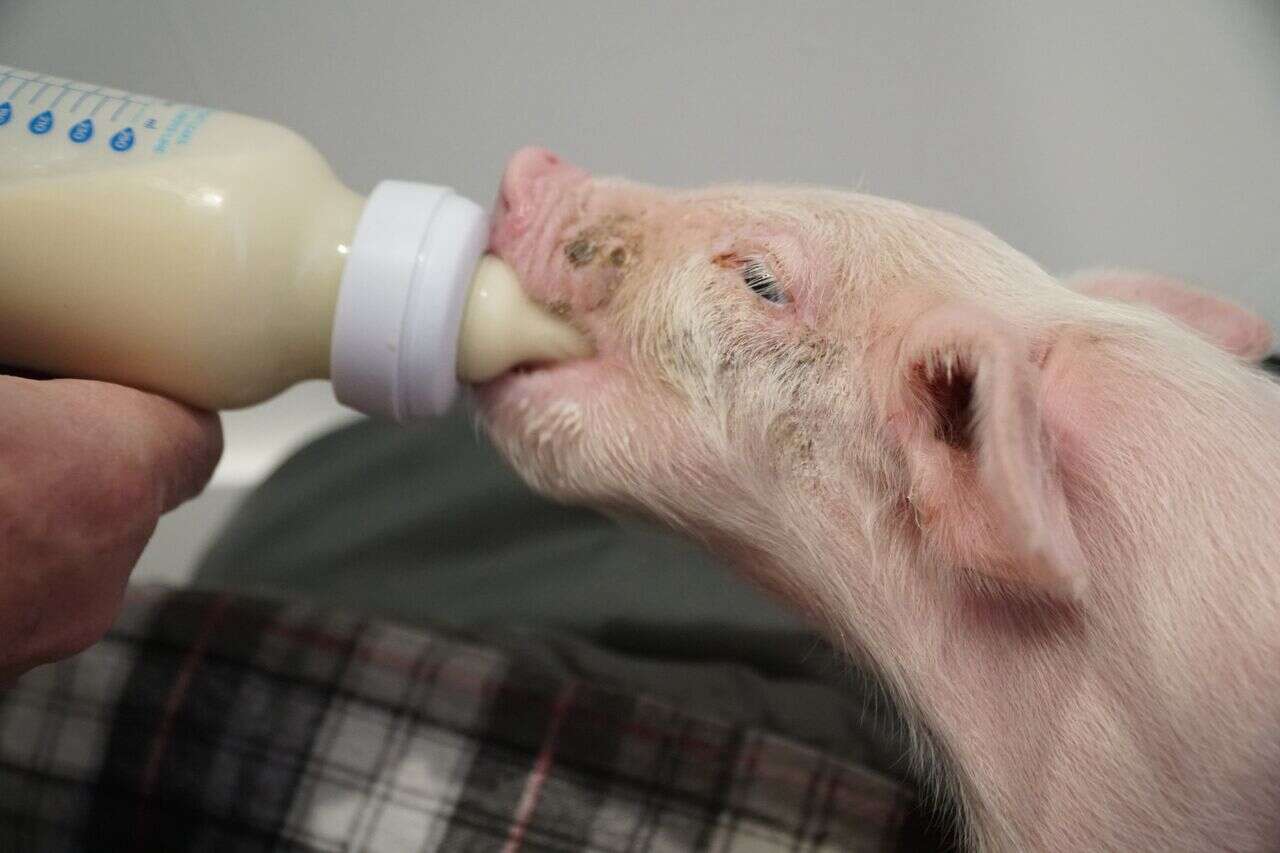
[456,255,593,382]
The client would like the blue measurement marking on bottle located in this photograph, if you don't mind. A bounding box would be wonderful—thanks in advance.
[69,118,94,143]
[109,127,135,152]
[28,110,53,134]
[0,102,11,126]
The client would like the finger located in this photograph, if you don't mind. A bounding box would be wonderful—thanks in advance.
[113,390,223,512]
[40,380,224,512]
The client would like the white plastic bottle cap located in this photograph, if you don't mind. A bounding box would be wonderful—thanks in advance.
[330,181,489,422]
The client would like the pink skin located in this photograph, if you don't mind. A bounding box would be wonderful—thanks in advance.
[477,147,1280,851]
[0,377,221,682]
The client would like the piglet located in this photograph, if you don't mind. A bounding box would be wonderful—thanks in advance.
[476,147,1280,852]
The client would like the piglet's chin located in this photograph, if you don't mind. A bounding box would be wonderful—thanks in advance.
[470,356,594,449]
[468,361,604,501]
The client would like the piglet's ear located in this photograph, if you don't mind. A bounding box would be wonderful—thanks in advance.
[1068,269,1273,362]
[884,304,1086,600]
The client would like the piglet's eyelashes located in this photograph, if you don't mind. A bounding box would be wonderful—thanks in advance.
[713,252,790,306]
[742,260,789,305]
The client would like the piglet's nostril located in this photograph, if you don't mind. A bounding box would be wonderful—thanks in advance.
[565,238,597,267]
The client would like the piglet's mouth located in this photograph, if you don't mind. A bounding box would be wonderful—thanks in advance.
[500,357,577,379]
[456,249,595,388]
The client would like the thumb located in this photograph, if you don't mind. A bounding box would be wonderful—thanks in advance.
[48,379,224,512]
[148,401,223,512]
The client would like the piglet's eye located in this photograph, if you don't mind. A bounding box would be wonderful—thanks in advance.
[741,259,789,305]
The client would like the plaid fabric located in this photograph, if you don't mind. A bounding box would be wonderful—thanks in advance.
[0,586,922,852]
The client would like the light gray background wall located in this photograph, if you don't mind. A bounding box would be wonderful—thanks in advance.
[2,1,1277,578]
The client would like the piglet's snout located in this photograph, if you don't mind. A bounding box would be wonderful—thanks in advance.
[499,147,560,217]
[491,147,593,310]
[494,147,585,237]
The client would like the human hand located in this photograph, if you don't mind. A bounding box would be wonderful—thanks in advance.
[0,376,222,680]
